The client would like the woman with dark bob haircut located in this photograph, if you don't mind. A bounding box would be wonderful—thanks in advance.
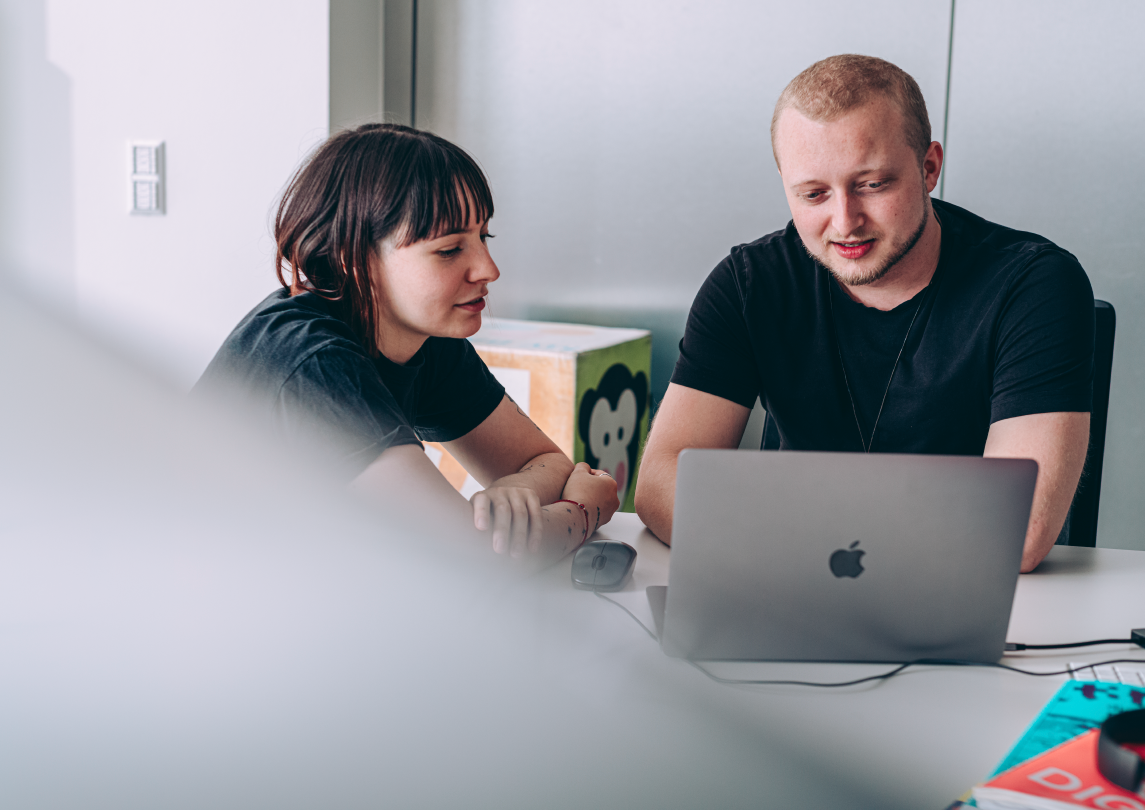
[196,124,619,563]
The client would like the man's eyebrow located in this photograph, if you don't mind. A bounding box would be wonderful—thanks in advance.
[789,168,893,187]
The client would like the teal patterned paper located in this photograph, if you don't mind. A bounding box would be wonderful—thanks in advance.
[990,680,1145,777]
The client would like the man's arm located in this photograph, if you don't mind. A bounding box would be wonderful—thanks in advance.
[634,383,751,544]
[983,411,1090,573]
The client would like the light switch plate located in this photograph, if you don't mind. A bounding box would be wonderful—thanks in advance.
[128,141,165,215]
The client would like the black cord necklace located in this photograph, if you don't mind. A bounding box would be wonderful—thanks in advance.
[827,280,927,453]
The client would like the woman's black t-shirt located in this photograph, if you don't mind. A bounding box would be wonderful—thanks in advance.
[671,199,1095,455]
[194,289,505,477]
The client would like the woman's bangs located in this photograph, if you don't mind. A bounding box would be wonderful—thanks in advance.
[398,153,494,246]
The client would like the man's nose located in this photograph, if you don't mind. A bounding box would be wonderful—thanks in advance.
[831,191,865,237]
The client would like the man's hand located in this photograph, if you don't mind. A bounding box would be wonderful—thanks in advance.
[471,486,543,558]
[984,411,1090,572]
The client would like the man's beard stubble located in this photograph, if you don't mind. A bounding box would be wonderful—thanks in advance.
[809,198,931,288]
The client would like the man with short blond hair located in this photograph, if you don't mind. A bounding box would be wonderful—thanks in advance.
[634,54,1093,572]
[771,54,933,166]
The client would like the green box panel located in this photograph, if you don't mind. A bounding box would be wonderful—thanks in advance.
[573,335,653,512]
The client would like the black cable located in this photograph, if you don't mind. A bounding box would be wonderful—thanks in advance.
[688,658,1145,689]
[995,659,1145,676]
[593,590,658,640]
[690,659,916,688]
[1006,639,1134,651]
[589,591,1145,687]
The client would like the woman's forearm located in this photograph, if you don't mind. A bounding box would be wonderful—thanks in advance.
[485,451,573,505]
[539,500,591,560]
[475,458,619,562]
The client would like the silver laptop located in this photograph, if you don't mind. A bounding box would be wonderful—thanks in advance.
[649,449,1037,663]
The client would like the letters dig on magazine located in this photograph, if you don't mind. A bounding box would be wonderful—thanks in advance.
[972,727,1145,809]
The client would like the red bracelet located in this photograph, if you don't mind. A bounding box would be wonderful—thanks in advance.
[555,499,589,544]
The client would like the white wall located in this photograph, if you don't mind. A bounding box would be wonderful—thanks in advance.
[943,0,1145,550]
[417,0,952,311]
[0,0,73,302]
[45,0,330,387]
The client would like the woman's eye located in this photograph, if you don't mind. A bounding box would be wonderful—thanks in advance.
[481,233,496,243]
[437,247,462,258]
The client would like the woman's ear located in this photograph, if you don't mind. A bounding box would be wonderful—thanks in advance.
[364,243,387,284]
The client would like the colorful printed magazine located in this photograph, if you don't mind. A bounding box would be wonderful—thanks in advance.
[947,679,1145,808]
[972,728,1145,809]
[991,679,1145,778]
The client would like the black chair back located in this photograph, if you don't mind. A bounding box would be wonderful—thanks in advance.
[1064,299,1116,547]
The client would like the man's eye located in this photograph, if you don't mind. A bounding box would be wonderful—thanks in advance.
[803,190,825,201]
[864,181,887,190]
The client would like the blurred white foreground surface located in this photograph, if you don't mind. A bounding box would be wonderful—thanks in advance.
[0,285,864,808]
[9,284,1141,808]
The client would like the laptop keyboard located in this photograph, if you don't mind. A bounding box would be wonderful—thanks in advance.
[1068,662,1145,685]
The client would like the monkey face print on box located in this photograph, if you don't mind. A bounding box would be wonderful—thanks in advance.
[578,364,648,508]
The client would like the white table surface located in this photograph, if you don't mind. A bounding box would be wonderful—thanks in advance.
[533,512,1145,807]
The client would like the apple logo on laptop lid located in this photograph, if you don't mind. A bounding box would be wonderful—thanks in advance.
[829,541,865,579]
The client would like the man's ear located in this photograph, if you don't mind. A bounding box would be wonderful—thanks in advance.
[923,141,943,193]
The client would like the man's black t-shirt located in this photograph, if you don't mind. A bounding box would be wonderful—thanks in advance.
[671,199,1095,455]
[194,289,505,477]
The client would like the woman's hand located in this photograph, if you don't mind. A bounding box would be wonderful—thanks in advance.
[561,462,620,537]
[471,486,543,558]
[470,462,619,561]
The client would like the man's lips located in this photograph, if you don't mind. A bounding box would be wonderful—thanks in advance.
[832,239,875,260]
[455,296,486,312]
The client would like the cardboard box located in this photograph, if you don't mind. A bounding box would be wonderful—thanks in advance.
[425,318,652,512]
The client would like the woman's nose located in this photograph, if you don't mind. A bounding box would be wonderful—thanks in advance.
[471,247,500,284]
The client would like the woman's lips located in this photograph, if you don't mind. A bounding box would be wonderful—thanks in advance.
[832,240,875,260]
[456,297,486,313]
